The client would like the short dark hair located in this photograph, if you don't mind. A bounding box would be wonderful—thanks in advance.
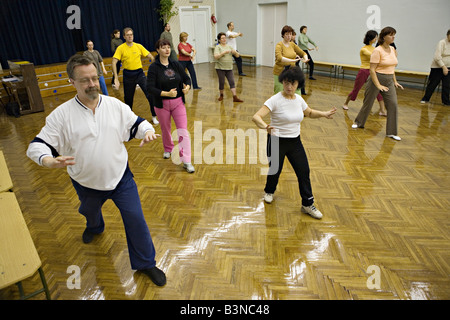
[447,29,450,36]
[155,38,171,49]
[278,66,305,89]
[300,26,307,33]
[378,26,396,45]
[363,30,378,45]
[227,22,233,29]
[66,54,95,79]
[217,32,226,43]
[281,25,294,37]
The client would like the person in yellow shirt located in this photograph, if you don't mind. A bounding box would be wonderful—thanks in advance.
[112,27,158,124]
[273,25,309,95]
[342,30,386,115]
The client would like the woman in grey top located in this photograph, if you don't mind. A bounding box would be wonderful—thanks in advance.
[84,40,108,95]
[214,32,243,102]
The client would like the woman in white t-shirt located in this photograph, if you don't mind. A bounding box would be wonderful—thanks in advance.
[252,66,336,219]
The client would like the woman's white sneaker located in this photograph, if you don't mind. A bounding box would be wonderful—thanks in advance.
[301,204,323,219]
[183,163,195,173]
[163,152,171,159]
[264,193,273,203]
[386,135,401,141]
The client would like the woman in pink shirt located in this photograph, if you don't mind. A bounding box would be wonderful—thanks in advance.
[178,32,201,89]
[352,27,404,141]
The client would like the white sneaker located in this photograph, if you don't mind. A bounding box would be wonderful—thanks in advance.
[351,123,359,129]
[183,163,195,173]
[163,152,171,159]
[420,100,427,104]
[301,204,323,219]
[264,193,273,203]
[152,117,159,125]
[386,135,401,141]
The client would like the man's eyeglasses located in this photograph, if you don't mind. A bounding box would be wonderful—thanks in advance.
[74,76,100,84]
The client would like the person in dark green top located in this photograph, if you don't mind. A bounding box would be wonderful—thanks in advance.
[160,23,178,61]
[298,26,318,80]
[110,29,123,87]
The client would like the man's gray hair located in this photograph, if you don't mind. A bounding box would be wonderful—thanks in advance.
[66,54,95,79]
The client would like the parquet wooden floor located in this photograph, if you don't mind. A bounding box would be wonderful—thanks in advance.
[0,63,449,300]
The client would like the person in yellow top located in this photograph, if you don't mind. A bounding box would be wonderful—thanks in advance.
[342,30,386,115]
[273,25,309,95]
[112,27,158,124]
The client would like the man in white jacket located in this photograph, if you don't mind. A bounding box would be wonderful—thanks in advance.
[226,22,246,76]
[421,29,450,106]
[26,54,166,286]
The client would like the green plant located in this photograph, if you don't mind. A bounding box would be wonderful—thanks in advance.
[156,0,178,24]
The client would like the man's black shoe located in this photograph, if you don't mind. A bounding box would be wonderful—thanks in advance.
[140,267,167,286]
[82,228,97,244]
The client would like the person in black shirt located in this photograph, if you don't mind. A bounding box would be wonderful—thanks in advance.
[147,39,195,173]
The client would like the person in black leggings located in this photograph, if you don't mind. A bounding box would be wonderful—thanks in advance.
[252,66,336,219]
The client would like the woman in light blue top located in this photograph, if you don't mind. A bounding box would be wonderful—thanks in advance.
[298,26,318,80]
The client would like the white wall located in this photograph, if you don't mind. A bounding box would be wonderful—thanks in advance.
[169,0,218,54]
[216,0,450,72]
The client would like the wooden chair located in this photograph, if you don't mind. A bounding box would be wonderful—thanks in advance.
[0,192,51,299]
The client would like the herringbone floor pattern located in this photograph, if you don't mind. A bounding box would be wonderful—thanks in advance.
[0,63,449,300]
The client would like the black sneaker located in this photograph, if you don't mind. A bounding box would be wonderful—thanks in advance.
[140,267,167,286]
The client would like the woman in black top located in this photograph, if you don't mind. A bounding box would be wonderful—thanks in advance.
[147,39,194,173]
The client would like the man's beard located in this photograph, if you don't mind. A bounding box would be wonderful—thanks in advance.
[85,86,99,100]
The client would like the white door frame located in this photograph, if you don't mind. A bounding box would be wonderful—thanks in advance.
[257,2,288,66]
[179,6,213,63]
